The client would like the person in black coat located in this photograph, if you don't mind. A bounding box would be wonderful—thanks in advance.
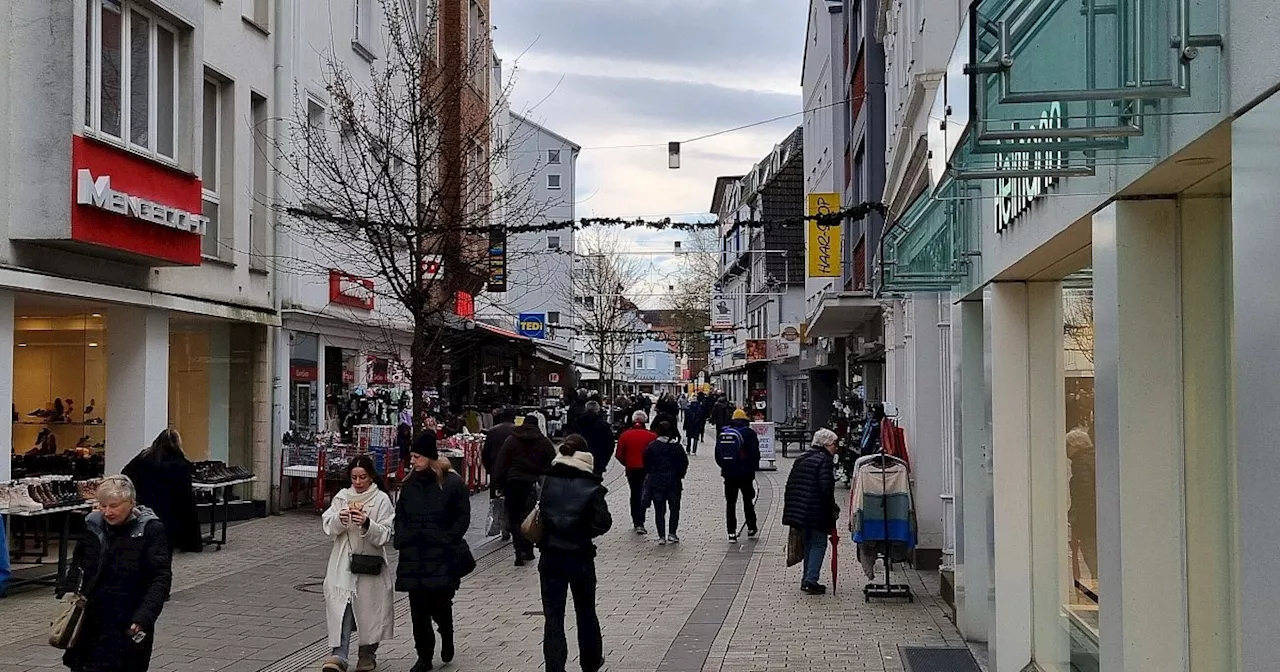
[394,433,472,672]
[536,439,612,672]
[480,408,517,482]
[716,411,761,541]
[682,399,706,455]
[59,475,172,672]
[122,429,202,553]
[782,428,840,594]
[493,416,556,565]
[709,397,731,435]
[655,394,679,423]
[642,419,688,544]
[575,402,616,476]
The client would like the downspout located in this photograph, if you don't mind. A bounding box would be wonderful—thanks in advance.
[268,0,297,514]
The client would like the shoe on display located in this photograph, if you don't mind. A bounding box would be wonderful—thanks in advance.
[9,485,44,513]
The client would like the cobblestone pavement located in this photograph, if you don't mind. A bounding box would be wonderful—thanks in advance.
[0,443,971,672]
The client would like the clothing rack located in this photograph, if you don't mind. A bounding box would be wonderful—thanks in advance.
[856,445,914,603]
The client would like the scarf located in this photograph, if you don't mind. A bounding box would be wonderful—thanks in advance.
[326,484,382,604]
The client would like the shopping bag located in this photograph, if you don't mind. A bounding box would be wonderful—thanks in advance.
[786,526,804,567]
[486,497,507,537]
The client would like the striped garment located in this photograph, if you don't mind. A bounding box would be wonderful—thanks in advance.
[849,461,916,546]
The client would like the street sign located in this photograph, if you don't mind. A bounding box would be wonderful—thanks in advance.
[549,372,560,384]
[711,294,732,328]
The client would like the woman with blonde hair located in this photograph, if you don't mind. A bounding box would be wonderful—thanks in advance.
[394,433,472,672]
[320,455,395,672]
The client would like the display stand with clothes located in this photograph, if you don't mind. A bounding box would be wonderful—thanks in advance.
[850,440,915,603]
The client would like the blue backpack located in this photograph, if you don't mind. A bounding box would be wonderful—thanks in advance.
[715,426,746,464]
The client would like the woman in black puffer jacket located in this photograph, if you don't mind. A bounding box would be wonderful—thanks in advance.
[782,428,840,594]
[395,433,471,672]
[536,435,612,672]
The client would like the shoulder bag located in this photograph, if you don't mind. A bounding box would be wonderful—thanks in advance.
[49,595,88,650]
[350,553,385,575]
[521,504,545,544]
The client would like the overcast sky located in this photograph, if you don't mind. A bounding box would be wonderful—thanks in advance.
[492,0,807,305]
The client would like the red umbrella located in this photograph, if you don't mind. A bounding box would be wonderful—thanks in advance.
[829,526,840,595]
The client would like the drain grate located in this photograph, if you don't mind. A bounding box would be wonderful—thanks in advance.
[901,647,983,672]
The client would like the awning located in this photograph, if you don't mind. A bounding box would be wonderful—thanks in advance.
[475,322,529,341]
[806,291,882,338]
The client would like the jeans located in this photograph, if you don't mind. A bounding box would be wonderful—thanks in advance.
[625,468,647,529]
[505,479,537,559]
[801,528,828,585]
[540,552,603,672]
[723,476,757,534]
[651,487,682,538]
[332,602,379,664]
[408,588,455,662]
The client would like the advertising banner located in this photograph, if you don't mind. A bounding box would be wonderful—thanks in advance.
[745,339,769,362]
[711,294,732,329]
[750,421,777,470]
[806,192,842,278]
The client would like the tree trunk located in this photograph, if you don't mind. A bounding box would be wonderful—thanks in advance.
[410,325,437,437]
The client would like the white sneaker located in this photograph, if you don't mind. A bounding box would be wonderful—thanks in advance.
[668,534,680,544]
[634,527,648,535]
[728,532,738,542]
[658,537,667,546]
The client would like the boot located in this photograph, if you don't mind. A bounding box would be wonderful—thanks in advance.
[354,653,377,672]
[440,633,454,664]
[320,656,347,672]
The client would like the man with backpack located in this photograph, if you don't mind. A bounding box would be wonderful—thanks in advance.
[715,409,761,542]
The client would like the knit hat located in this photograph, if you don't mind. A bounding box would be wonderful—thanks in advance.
[411,432,438,460]
[732,409,748,420]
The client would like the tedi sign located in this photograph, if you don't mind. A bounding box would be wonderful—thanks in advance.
[76,169,208,236]
[994,101,1064,234]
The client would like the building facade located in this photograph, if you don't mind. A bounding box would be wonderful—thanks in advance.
[875,0,1280,669]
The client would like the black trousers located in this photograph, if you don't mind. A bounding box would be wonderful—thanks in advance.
[506,479,537,559]
[625,468,647,529]
[540,552,603,672]
[724,476,758,534]
[408,588,455,662]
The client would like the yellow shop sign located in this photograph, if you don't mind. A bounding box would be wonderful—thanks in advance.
[806,193,842,278]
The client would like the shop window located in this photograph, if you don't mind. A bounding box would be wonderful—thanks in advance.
[11,310,107,480]
[169,322,257,466]
[84,0,179,160]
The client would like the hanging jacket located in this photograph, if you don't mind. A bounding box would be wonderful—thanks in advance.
[849,460,916,548]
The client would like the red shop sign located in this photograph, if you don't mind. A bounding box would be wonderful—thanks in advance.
[70,136,205,266]
[329,270,375,310]
[290,365,318,382]
[454,291,475,319]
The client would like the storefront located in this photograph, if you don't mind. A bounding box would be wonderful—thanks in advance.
[871,0,1280,668]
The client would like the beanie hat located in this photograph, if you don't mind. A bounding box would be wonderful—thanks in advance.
[411,432,438,460]
[732,409,748,420]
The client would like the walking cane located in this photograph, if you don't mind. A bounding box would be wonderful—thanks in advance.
[829,526,840,595]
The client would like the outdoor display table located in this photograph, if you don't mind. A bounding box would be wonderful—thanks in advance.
[1,501,94,592]
[192,476,257,550]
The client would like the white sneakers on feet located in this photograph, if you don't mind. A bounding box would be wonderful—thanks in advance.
[668,534,680,544]
[728,532,738,542]
[658,537,667,546]
[634,526,648,535]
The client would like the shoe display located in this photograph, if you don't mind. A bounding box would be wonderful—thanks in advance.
[192,461,255,484]
[85,417,104,425]
[6,483,45,513]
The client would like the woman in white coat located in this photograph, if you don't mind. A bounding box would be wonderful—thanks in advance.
[321,455,396,672]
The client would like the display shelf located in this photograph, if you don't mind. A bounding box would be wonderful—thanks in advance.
[13,421,106,427]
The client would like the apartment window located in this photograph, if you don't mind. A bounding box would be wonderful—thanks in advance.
[467,0,487,89]
[353,0,375,59]
[202,76,225,259]
[547,149,561,164]
[250,92,269,270]
[85,0,179,160]
[547,174,562,190]
[306,98,326,185]
[547,235,561,250]
[548,311,560,325]
[243,0,270,29]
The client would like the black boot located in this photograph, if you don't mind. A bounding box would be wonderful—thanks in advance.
[441,632,454,663]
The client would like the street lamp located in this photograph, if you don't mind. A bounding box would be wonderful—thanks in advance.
[668,142,681,169]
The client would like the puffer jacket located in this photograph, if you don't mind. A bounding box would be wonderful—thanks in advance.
[393,468,471,591]
[575,412,616,475]
[59,506,172,672]
[538,462,613,556]
[493,423,555,486]
[642,438,689,493]
[782,446,839,530]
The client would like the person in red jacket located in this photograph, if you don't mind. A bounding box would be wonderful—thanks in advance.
[615,411,657,534]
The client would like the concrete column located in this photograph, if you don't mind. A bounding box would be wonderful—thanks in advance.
[988,282,1033,672]
[956,296,992,643]
[1027,282,1067,668]
[106,308,169,476]
[1093,200,1188,672]
[0,290,13,483]
[1231,96,1280,671]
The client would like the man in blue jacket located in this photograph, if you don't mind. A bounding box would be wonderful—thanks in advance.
[715,409,760,542]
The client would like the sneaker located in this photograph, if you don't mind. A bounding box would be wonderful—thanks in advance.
[658,537,667,546]
[801,582,828,595]
[321,656,348,672]
[634,527,648,535]
[747,528,758,538]
[668,534,680,544]
[728,532,738,542]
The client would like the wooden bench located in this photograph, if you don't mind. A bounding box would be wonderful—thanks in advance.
[775,425,811,458]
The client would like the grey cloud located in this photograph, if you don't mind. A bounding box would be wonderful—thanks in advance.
[493,0,804,74]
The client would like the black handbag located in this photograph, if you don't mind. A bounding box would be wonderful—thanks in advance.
[349,553,385,575]
[455,542,477,578]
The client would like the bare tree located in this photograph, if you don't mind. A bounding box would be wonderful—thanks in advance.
[1064,290,1094,364]
[564,230,649,407]
[664,228,720,381]
[269,0,550,433]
